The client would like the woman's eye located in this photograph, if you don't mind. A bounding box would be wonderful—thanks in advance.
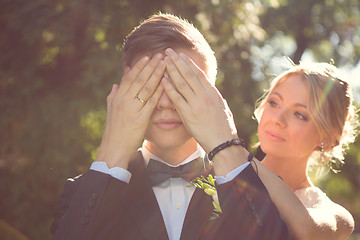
[268,100,279,108]
[294,112,308,121]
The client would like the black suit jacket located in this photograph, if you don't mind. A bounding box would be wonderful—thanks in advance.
[51,152,291,240]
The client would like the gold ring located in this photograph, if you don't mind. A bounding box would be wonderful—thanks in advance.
[136,94,147,103]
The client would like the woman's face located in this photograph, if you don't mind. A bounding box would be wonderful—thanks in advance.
[258,74,321,161]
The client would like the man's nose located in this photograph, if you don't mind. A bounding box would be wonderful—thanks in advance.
[156,90,176,110]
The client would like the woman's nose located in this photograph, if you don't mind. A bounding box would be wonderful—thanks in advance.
[272,110,287,127]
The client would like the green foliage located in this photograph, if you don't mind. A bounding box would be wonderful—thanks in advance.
[260,0,360,64]
[1,0,359,239]
[189,174,222,220]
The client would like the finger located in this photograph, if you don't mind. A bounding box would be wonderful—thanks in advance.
[136,59,165,103]
[178,52,212,91]
[161,77,190,114]
[178,52,225,104]
[164,55,195,102]
[128,53,163,97]
[117,56,150,96]
[165,48,202,93]
[141,81,164,113]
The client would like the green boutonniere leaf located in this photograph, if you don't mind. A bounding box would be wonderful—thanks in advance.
[189,174,222,218]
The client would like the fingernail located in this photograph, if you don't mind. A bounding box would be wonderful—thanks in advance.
[142,56,150,62]
[165,48,174,55]
[155,53,163,59]
[164,71,169,78]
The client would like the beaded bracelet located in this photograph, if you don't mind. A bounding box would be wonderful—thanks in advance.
[247,152,258,175]
[207,138,245,161]
[247,152,254,162]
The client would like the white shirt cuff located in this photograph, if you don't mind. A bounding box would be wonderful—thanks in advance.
[215,162,250,185]
[90,161,132,184]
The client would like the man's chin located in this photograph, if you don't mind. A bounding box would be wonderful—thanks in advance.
[144,134,195,150]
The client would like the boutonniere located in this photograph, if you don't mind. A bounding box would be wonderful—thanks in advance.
[189,174,222,220]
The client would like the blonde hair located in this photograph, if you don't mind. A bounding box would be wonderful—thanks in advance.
[122,12,217,84]
[254,62,359,171]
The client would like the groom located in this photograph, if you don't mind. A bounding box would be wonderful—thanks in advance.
[51,13,291,240]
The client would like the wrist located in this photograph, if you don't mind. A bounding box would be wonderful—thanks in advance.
[95,146,131,169]
[207,138,245,161]
[210,140,249,177]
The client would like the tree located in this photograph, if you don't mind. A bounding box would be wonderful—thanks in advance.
[1,0,359,239]
[260,0,360,64]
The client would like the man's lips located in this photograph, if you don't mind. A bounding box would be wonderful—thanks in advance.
[265,130,285,142]
[154,119,182,130]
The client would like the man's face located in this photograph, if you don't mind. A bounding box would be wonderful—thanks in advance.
[143,48,209,157]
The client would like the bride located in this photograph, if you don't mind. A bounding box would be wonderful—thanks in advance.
[252,62,358,239]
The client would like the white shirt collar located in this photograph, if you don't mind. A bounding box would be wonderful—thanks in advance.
[141,142,205,167]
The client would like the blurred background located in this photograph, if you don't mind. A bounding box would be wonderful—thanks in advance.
[1,0,359,239]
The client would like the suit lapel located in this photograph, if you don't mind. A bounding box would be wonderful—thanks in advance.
[180,187,214,240]
[180,160,214,240]
[126,152,169,240]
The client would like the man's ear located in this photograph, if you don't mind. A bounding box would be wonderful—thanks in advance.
[124,66,131,76]
[120,66,132,86]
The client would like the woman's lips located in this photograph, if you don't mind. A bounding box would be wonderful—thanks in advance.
[265,130,285,142]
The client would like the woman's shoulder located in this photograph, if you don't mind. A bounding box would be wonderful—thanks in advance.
[295,186,351,212]
[295,186,355,237]
[294,186,328,208]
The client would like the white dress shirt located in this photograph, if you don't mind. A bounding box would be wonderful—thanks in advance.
[90,144,249,240]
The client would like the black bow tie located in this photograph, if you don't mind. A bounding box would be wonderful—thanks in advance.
[147,157,206,186]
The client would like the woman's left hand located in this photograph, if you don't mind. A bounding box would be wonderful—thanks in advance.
[162,48,238,153]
